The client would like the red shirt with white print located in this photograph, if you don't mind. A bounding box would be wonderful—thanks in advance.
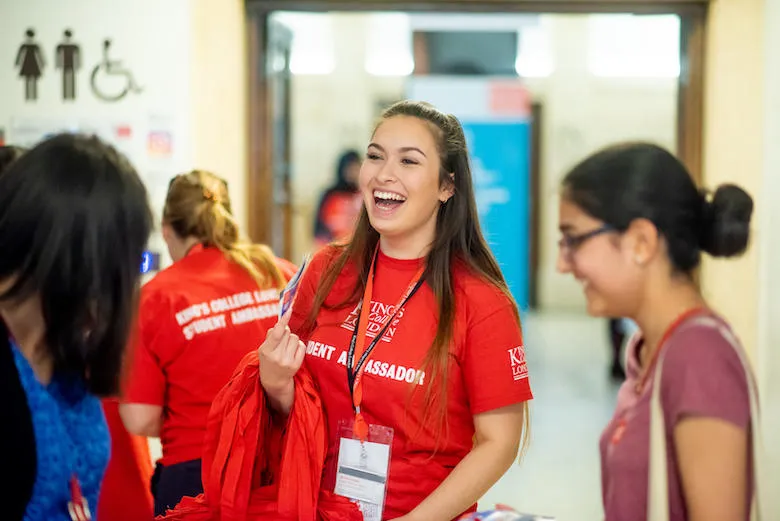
[125,244,295,466]
[290,246,533,520]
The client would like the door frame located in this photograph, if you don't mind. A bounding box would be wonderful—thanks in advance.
[245,0,707,257]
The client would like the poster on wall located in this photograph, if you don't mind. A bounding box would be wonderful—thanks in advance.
[8,117,80,148]
[406,77,532,309]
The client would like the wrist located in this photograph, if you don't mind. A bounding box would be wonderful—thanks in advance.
[263,377,294,395]
[262,378,295,414]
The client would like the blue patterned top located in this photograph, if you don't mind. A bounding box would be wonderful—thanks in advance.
[11,342,110,520]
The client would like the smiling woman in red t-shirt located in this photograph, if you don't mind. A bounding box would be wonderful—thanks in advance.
[119,170,294,515]
[258,100,533,521]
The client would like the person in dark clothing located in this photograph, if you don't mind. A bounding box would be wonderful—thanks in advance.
[313,150,363,248]
[608,318,626,380]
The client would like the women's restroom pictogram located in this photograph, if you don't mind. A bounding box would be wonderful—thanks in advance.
[15,28,45,101]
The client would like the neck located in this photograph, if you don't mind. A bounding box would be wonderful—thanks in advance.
[1,296,53,384]
[379,235,431,260]
[632,274,706,367]
[175,237,202,261]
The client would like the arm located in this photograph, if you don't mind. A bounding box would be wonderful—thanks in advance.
[397,284,532,520]
[398,403,526,521]
[120,292,167,437]
[662,325,752,521]
[674,417,748,521]
[119,403,164,437]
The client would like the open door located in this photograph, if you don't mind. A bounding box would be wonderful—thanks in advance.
[267,20,294,259]
[246,13,294,259]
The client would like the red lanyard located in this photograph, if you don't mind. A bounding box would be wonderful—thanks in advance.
[634,306,708,394]
[611,306,708,445]
[68,475,91,521]
[348,247,425,441]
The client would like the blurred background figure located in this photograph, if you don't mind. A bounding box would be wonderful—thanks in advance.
[608,318,627,380]
[313,150,363,248]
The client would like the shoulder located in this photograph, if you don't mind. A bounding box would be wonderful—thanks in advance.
[307,245,347,279]
[660,314,751,425]
[664,315,747,376]
[452,262,518,325]
[274,257,298,281]
[141,258,188,296]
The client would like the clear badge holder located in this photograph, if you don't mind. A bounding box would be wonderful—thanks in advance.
[333,419,394,521]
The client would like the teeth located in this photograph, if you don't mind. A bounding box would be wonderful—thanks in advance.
[374,190,406,202]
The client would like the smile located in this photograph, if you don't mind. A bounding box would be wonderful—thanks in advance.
[373,190,407,202]
[371,190,407,216]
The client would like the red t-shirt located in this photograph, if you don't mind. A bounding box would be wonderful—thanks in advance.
[600,314,752,521]
[316,191,363,245]
[125,244,295,466]
[290,247,533,520]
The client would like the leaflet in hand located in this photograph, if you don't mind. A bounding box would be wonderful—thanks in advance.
[459,508,556,521]
[279,254,311,318]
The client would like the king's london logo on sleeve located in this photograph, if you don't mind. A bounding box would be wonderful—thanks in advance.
[508,346,529,381]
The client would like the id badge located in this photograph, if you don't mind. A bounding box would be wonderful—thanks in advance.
[333,420,393,521]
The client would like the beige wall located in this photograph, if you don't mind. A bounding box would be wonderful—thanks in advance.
[190,0,249,231]
[700,0,764,360]
[286,13,678,311]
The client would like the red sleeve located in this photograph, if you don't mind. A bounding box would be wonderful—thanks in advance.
[661,323,751,429]
[289,247,337,337]
[461,286,533,415]
[124,291,168,406]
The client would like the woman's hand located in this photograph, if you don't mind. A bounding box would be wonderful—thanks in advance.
[258,310,306,414]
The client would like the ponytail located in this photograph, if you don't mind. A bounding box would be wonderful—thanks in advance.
[164,170,285,290]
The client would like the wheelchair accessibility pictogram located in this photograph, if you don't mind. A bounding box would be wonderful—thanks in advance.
[90,39,142,102]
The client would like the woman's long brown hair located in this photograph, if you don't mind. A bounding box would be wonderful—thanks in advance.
[302,101,530,456]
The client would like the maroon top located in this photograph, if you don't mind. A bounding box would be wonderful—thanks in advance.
[599,314,753,521]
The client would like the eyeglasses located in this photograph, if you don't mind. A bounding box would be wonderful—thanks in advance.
[558,224,614,262]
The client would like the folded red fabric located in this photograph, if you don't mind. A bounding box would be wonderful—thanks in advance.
[159,351,362,521]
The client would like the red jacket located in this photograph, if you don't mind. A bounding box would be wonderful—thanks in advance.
[159,351,362,521]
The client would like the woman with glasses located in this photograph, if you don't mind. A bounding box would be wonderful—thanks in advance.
[557,142,758,521]
[120,170,295,515]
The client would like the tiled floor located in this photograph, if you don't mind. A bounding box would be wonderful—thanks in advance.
[478,312,618,521]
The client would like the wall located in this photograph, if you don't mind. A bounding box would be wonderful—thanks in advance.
[286,13,678,311]
[0,0,249,269]
[757,0,780,507]
[700,0,764,358]
[190,0,249,230]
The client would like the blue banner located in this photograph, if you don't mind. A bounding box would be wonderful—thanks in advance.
[462,120,531,309]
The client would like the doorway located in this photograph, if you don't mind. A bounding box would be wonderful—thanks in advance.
[245,1,706,313]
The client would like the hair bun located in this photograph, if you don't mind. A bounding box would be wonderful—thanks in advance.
[699,184,753,257]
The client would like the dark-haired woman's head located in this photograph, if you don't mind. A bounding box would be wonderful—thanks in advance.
[0,134,153,396]
[557,142,753,318]
[335,150,361,191]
